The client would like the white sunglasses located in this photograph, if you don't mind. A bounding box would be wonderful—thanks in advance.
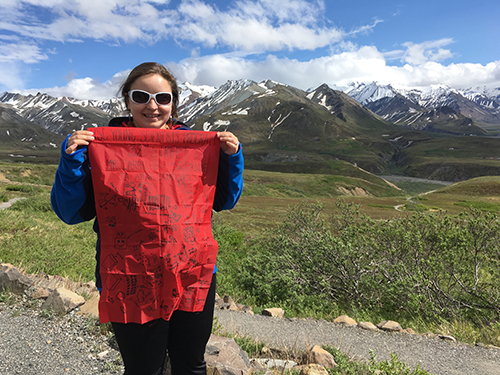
[128,90,173,106]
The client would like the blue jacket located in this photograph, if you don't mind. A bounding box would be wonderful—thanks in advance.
[51,117,244,289]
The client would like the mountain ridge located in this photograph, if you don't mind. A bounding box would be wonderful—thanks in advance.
[1,80,500,181]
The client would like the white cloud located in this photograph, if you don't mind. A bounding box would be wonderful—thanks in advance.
[175,0,342,51]
[168,47,500,91]
[21,69,129,99]
[1,1,499,99]
[402,38,454,65]
[0,43,48,63]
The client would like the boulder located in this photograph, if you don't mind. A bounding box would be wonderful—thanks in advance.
[205,335,252,375]
[77,296,100,318]
[333,315,357,327]
[0,263,33,294]
[358,321,379,332]
[377,320,402,332]
[310,345,336,368]
[41,287,85,314]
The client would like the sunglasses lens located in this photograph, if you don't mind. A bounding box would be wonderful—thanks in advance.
[156,93,172,105]
[131,90,150,104]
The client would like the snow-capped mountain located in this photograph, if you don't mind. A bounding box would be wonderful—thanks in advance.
[0,91,124,135]
[345,82,500,134]
[179,79,271,123]
[1,78,500,181]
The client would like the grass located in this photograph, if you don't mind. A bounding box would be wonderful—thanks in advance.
[0,195,97,281]
[0,162,499,364]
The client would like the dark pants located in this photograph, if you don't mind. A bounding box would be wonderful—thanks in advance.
[111,274,216,375]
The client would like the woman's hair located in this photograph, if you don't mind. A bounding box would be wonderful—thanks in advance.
[120,62,179,119]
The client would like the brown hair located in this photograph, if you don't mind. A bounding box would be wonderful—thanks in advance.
[120,62,179,120]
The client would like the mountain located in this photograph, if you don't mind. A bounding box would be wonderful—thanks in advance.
[182,80,430,174]
[1,80,500,181]
[345,82,500,135]
[0,103,66,163]
[0,92,123,136]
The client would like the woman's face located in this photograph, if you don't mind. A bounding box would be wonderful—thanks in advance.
[127,73,173,129]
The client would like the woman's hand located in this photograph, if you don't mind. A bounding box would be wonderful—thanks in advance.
[65,130,95,155]
[217,131,240,155]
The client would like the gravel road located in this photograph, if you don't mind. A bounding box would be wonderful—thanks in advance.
[1,297,500,375]
[214,309,500,375]
[0,303,122,375]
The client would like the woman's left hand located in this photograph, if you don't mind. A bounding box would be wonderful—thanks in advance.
[218,131,240,155]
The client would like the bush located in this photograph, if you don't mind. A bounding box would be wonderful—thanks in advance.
[232,200,500,324]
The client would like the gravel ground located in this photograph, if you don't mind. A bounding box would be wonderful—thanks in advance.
[214,309,500,375]
[2,296,500,375]
[0,301,122,375]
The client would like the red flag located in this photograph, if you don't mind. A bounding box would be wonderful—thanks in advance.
[88,127,220,324]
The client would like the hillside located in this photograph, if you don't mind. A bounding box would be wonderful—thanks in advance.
[1,80,500,182]
[0,105,66,164]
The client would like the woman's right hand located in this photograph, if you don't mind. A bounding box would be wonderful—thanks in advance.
[65,130,95,155]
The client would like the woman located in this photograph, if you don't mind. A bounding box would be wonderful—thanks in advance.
[51,62,244,375]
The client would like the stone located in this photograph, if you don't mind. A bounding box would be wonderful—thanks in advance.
[402,328,416,334]
[205,335,252,375]
[253,358,296,371]
[262,308,284,318]
[77,296,100,318]
[297,364,329,375]
[41,287,85,314]
[438,335,456,342]
[358,321,379,332]
[310,345,336,368]
[377,320,402,332]
[333,315,357,327]
[31,287,50,300]
[0,263,33,294]
[237,304,254,314]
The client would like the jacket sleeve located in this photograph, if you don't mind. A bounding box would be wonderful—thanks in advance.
[213,145,244,212]
[50,135,96,224]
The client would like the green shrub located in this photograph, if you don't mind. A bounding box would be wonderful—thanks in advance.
[230,200,500,324]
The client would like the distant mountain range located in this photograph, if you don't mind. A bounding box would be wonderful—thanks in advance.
[1,80,500,181]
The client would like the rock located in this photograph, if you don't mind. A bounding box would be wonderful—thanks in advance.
[262,308,284,318]
[31,287,51,300]
[41,287,85,314]
[309,345,336,368]
[438,335,457,342]
[402,328,416,334]
[223,295,238,310]
[205,335,252,375]
[297,364,329,375]
[237,304,254,314]
[97,350,109,360]
[377,320,402,332]
[0,263,33,294]
[358,321,379,332]
[333,315,357,327]
[77,296,100,318]
[252,358,296,371]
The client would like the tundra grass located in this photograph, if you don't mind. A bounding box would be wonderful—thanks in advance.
[0,195,96,281]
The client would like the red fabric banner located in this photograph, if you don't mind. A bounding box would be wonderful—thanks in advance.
[88,127,220,324]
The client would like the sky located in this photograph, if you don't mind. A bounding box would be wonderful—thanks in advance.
[0,0,499,100]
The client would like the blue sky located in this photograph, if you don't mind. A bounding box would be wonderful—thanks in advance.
[0,0,499,99]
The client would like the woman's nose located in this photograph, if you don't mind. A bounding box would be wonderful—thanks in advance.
[146,98,159,108]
